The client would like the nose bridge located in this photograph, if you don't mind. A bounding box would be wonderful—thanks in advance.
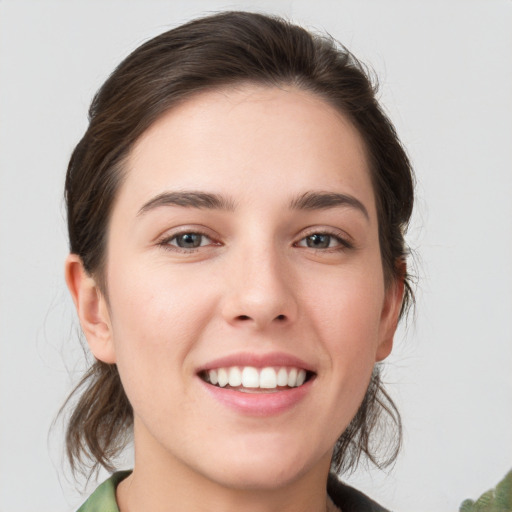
[222,234,297,328]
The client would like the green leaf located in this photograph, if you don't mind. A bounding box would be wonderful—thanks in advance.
[494,469,512,510]
[459,498,475,512]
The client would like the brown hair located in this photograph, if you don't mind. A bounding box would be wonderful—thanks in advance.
[63,11,414,477]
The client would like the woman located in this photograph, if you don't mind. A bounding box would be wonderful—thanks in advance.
[63,11,414,512]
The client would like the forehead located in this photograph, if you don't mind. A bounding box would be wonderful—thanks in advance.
[121,84,375,217]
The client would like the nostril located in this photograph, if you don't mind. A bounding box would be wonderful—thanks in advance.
[235,314,286,322]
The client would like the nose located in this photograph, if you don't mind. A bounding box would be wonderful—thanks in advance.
[221,246,298,330]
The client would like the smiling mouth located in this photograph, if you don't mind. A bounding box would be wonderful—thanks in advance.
[199,366,315,392]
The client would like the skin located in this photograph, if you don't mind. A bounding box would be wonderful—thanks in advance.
[66,85,404,512]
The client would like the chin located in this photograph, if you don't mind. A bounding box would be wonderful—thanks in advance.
[208,461,310,491]
[193,440,329,492]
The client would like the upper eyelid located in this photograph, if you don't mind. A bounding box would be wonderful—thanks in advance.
[155,225,217,242]
[297,226,353,242]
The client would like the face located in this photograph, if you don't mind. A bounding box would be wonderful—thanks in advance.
[75,85,402,491]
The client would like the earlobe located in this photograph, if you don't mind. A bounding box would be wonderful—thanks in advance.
[65,254,116,364]
[375,271,405,362]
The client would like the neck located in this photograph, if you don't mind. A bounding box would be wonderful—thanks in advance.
[116,420,332,512]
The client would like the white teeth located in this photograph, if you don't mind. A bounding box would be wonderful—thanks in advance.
[277,367,288,387]
[217,368,228,387]
[241,367,259,388]
[209,369,218,385]
[259,367,277,388]
[287,368,297,387]
[205,366,310,389]
[228,367,242,387]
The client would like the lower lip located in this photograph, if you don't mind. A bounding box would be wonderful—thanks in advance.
[199,378,313,416]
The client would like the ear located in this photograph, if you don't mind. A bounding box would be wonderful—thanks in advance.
[375,264,406,362]
[65,254,116,364]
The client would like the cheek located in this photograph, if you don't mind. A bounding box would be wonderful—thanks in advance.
[105,260,217,394]
[306,259,385,335]
[110,254,215,332]
[303,260,386,380]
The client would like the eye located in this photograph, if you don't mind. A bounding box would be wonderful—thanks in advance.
[303,234,333,249]
[296,232,351,250]
[165,232,213,250]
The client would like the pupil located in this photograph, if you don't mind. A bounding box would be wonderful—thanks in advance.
[307,234,330,248]
[178,233,201,248]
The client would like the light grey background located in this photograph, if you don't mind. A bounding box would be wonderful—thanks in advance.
[1,1,511,511]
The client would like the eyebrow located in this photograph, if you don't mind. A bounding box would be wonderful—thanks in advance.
[289,191,369,220]
[137,189,369,220]
[137,191,236,215]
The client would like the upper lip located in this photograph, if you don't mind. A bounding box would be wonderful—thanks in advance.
[196,352,315,373]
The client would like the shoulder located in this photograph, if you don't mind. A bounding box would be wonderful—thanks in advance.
[327,473,391,512]
[76,471,131,512]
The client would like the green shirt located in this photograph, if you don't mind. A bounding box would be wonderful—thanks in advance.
[77,471,131,512]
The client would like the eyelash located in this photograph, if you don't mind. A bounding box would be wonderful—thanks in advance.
[294,229,353,252]
[157,229,217,253]
[157,229,353,253]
